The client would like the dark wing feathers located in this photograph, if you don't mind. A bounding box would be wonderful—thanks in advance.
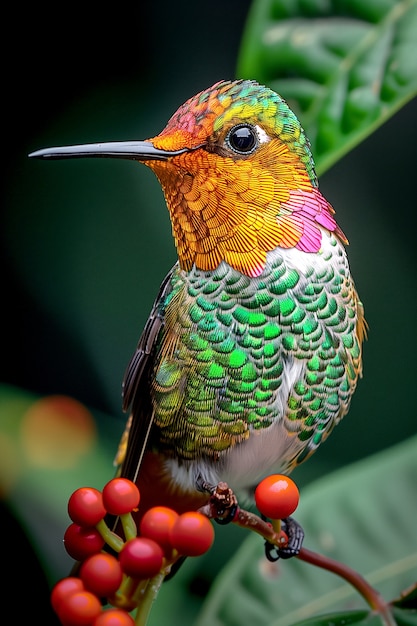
[118,266,177,483]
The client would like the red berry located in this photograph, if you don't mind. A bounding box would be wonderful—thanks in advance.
[119,537,163,579]
[64,523,105,560]
[51,577,85,613]
[80,553,123,598]
[102,478,140,515]
[170,512,214,556]
[254,474,300,520]
[68,487,106,527]
[93,608,135,626]
[139,506,179,553]
[56,590,102,626]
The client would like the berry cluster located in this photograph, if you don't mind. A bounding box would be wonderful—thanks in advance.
[52,474,300,624]
[52,478,215,625]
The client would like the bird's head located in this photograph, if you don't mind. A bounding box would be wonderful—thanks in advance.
[30,80,346,277]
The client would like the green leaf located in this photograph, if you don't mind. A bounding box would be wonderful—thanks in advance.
[293,607,417,626]
[237,0,417,174]
[293,609,386,626]
[196,435,417,626]
[293,610,371,626]
[391,607,417,626]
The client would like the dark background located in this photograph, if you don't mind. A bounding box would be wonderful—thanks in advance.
[1,3,416,623]
[3,3,253,413]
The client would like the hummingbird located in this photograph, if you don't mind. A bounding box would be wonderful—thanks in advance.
[29,79,366,537]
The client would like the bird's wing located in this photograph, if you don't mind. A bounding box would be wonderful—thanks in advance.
[115,264,178,484]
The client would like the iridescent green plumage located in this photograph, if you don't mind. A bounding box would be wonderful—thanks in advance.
[123,233,364,491]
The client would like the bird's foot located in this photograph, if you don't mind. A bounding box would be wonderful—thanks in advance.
[264,516,304,561]
[197,479,238,525]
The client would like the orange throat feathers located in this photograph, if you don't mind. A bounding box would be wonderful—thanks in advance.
[146,137,345,278]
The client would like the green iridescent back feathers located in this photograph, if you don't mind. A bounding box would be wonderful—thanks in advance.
[146,237,363,471]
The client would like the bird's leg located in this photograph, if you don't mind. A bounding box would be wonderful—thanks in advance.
[264,515,305,561]
[197,478,239,524]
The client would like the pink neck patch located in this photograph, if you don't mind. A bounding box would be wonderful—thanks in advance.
[279,188,347,253]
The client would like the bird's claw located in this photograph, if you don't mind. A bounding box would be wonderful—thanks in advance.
[214,503,238,525]
[197,479,239,524]
[264,516,304,561]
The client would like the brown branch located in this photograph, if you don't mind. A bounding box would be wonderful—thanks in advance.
[199,499,396,626]
[296,548,396,626]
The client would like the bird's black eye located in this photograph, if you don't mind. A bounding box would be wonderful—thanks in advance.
[226,124,258,154]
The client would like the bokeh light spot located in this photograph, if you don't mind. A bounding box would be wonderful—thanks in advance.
[20,395,97,469]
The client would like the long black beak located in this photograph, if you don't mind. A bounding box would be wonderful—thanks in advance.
[28,141,189,161]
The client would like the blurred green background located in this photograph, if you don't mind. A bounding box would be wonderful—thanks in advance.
[1,2,416,623]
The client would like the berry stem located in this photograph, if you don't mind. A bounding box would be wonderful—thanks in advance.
[95,518,124,552]
[120,512,138,541]
[132,568,168,626]
[270,518,281,534]
[111,574,145,612]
